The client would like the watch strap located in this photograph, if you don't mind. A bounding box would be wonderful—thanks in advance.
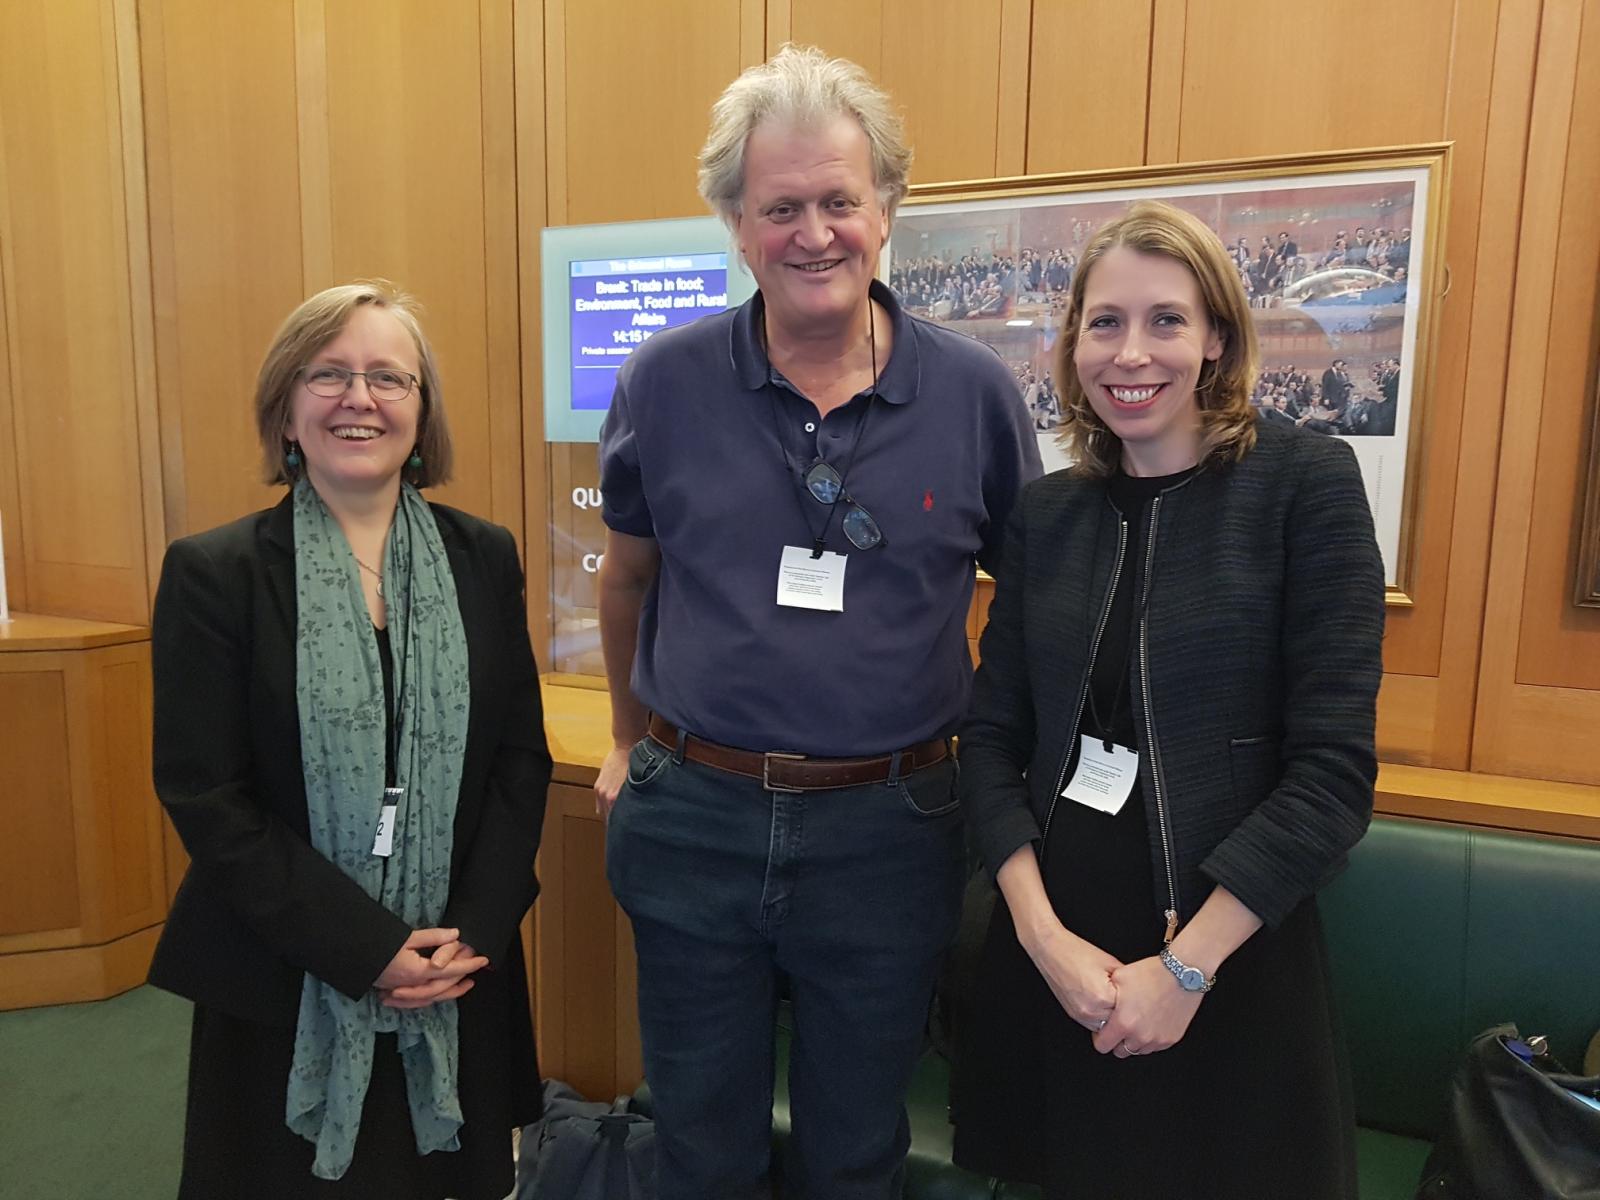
[1160,945,1216,992]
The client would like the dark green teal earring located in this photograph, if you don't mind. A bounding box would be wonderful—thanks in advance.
[407,449,423,470]
[285,441,302,468]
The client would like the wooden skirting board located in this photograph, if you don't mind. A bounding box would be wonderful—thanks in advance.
[0,923,163,1011]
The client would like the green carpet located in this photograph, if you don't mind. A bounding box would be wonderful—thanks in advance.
[0,985,190,1199]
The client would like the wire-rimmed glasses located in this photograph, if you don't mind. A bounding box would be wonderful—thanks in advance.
[804,460,886,550]
[299,365,419,402]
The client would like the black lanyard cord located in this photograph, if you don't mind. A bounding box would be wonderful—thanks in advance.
[765,305,881,556]
[383,499,415,789]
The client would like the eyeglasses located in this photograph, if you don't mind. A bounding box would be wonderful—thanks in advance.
[804,460,885,550]
[299,365,419,402]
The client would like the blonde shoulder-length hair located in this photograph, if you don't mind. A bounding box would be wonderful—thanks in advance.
[1053,200,1259,477]
[254,279,453,487]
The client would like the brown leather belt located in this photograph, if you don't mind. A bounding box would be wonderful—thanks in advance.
[647,714,949,793]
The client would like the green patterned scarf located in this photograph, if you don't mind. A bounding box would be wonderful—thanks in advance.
[284,478,472,1180]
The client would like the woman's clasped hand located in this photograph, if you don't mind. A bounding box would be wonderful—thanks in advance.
[373,927,490,1009]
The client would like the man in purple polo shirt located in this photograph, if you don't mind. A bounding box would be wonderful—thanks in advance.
[595,45,1041,1200]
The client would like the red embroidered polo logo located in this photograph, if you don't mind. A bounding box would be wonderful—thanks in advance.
[923,489,934,511]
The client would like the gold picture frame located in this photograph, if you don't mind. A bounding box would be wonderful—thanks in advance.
[888,143,1452,605]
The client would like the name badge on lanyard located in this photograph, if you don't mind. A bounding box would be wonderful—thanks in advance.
[1061,736,1139,815]
[776,544,847,612]
[372,786,404,857]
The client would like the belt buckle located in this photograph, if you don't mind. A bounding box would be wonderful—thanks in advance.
[761,751,807,794]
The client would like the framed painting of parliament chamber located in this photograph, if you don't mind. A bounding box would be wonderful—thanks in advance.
[885,144,1452,605]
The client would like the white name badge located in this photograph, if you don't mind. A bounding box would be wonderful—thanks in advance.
[1061,736,1139,815]
[776,545,847,612]
[371,788,403,857]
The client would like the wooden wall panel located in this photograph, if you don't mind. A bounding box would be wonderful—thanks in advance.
[1510,0,1600,691]
[880,0,1006,184]
[1374,0,1534,768]
[517,0,553,665]
[550,0,754,224]
[1474,0,1600,785]
[782,0,1024,184]
[481,1,528,547]
[785,0,883,71]
[112,0,168,623]
[0,1,150,624]
[140,0,302,538]
[1026,0,1152,174]
[317,0,520,529]
[0,244,22,614]
[143,0,521,541]
[1155,0,1456,162]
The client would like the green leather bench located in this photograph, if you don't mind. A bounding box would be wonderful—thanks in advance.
[759,816,1600,1198]
[1319,816,1600,1198]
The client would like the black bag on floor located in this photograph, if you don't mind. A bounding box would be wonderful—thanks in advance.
[515,1079,656,1200]
[1416,1023,1600,1200]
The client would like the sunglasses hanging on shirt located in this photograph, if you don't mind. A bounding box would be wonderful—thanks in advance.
[767,306,887,557]
[803,460,885,550]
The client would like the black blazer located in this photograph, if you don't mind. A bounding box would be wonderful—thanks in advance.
[147,494,552,1025]
[961,421,1385,929]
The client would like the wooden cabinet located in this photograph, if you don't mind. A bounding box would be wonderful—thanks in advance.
[532,781,643,1100]
[0,615,167,1009]
[532,682,643,1097]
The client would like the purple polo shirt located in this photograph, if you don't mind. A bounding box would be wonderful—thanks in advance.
[598,281,1041,756]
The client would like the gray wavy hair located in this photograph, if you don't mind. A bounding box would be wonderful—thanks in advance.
[697,44,912,227]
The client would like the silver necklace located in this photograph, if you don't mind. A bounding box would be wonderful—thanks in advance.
[354,556,384,599]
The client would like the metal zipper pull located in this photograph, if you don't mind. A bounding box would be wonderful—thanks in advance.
[1164,908,1178,944]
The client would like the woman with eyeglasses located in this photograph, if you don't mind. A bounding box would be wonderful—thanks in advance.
[148,280,551,1198]
[951,202,1385,1199]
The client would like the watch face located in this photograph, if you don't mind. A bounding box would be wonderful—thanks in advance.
[1179,966,1207,991]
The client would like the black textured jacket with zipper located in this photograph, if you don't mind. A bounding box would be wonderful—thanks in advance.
[960,420,1386,931]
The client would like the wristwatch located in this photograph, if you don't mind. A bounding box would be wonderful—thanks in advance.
[1160,946,1216,993]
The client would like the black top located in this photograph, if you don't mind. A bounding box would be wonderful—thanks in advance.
[1043,469,1189,960]
[1088,468,1193,749]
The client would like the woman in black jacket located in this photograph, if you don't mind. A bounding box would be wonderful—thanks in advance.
[951,203,1385,1199]
[149,280,550,1198]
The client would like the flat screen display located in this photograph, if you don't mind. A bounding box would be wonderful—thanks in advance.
[568,253,728,412]
[543,217,752,443]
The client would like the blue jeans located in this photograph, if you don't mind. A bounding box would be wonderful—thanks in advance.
[606,736,966,1200]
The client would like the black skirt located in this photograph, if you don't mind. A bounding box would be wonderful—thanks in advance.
[177,961,540,1200]
[951,784,1358,1200]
